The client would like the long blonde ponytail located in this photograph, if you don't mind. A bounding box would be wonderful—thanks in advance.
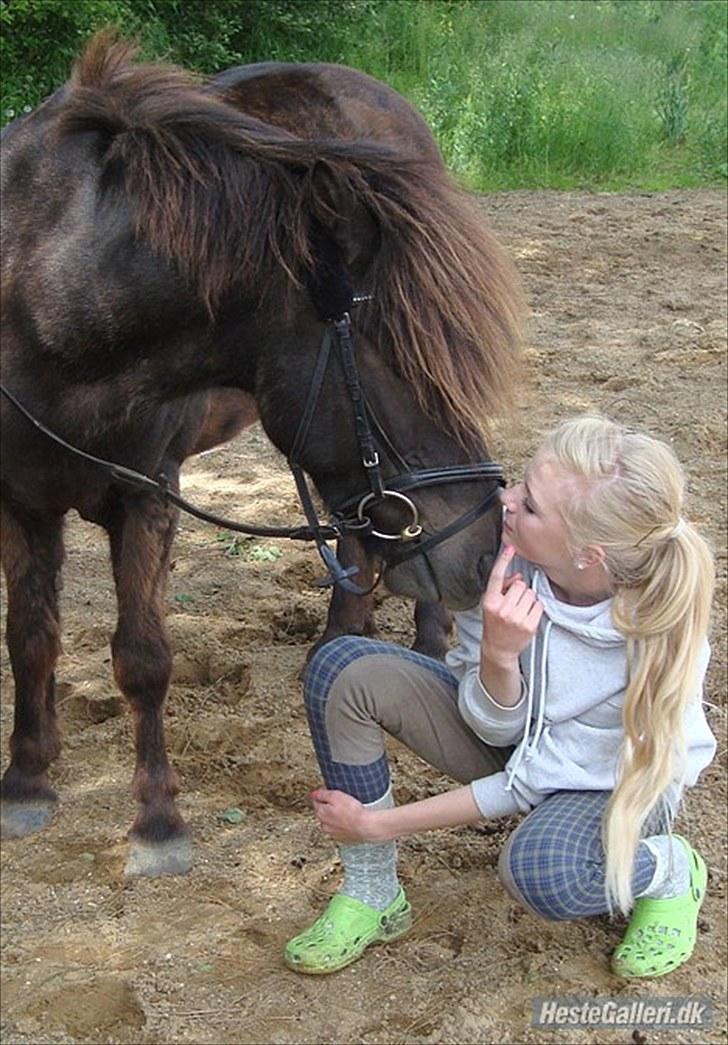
[542,416,714,915]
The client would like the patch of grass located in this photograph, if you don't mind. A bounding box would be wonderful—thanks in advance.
[215,532,282,563]
[344,0,727,190]
[2,0,725,190]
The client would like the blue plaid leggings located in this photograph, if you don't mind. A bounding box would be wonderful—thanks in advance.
[303,635,660,921]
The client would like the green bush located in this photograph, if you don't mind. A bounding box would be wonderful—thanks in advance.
[1,0,127,118]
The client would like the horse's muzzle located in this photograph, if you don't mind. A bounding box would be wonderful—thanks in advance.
[477,549,497,590]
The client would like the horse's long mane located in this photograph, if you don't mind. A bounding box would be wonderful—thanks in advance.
[59,32,524,438]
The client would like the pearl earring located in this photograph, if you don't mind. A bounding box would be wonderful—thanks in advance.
[576,561,586,570]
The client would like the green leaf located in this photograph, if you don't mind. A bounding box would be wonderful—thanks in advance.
[247,545,283,562]
[217,807,245,824]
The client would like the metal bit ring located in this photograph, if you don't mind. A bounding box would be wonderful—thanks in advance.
[357,490,423,541]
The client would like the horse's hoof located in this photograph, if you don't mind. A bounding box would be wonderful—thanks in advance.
[125,835,193,877]
[0,798,56,838]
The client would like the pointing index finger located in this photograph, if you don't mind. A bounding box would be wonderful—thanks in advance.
[485,543,516,593]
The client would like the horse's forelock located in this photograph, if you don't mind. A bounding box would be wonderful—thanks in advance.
[71,30,142,89]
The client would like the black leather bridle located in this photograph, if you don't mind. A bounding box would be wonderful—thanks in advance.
[0,310,504,594]
[286,310,504,591]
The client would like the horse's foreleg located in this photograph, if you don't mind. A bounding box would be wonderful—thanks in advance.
[307,536,378,660]
[309,537,454,661]
[410,601,454,661]
[107,493,191,877]
[0,507,64,838]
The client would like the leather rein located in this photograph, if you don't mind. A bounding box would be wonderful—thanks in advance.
[0,310,504,595]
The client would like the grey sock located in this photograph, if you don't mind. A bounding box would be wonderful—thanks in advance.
[338,789,400,911]
[638,835,691,900]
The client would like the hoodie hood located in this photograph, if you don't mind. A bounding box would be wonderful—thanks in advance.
[504,556,627,792]
[511,556,629,728]
[523,557,623,647]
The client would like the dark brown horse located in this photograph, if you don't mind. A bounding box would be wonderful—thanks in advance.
[0,34,523,876]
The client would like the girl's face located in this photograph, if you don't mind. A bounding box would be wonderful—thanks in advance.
[500,453,577,571]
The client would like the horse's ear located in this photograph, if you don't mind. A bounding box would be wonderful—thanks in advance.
[311,161,379,278]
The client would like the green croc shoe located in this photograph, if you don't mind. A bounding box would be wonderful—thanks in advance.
[611,835,707,978]
[284,888,411,975]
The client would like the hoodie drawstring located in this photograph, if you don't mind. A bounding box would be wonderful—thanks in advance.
[526,618,552,761]
[505,569,552,790]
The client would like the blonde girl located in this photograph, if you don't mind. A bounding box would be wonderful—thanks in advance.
[285,415,716,978]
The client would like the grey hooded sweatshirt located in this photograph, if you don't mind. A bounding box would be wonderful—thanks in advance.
[445,554,716,819]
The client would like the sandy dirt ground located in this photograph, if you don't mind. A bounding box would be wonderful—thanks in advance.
[1,189,726,1045]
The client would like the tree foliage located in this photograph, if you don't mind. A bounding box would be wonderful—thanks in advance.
[0,0,377,116]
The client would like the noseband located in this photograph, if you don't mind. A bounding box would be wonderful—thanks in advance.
[0,310,503,595]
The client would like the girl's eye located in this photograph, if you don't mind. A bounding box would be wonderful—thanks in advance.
[523,499,535,515]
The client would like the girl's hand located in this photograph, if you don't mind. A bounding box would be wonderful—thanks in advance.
[481,544,543,666]
[310,788,373,843]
